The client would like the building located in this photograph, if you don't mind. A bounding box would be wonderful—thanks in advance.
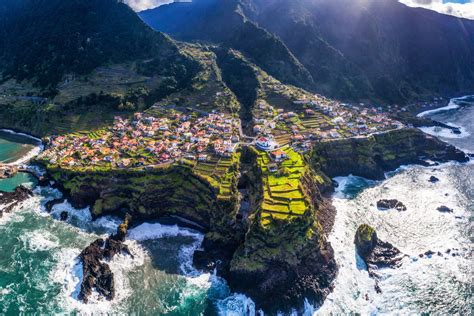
[256,137,279,151]
[271,149,287,161]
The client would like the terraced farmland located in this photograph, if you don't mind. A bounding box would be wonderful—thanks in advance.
[192,153,240,200]
[256,147,310,227]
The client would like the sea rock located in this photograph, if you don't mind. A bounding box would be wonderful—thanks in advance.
[429,176,440,183]
[354,224,404,293]
[437,206,453,213]
[0,165,18,179]
[45,198,65,213]
[78,215,133,303]
[78,239,114,303]
[0,185,34,217]
[60,211,68,221]
[377,199,407,211]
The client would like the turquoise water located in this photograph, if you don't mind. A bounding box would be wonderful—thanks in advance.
[0,173,37,192]
[0,131,38,164]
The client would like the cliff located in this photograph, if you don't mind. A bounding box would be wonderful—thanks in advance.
[43,146,338,313]
[311,128,468,180]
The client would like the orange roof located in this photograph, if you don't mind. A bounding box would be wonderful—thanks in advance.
[272,149,286,156]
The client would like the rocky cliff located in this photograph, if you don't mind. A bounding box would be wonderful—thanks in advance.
[311,128,468,179]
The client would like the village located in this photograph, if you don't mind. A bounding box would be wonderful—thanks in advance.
[252,91,404,152]
[39,91,403,171]
[40,108,241,169]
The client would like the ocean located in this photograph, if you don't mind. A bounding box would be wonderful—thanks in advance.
[0,96,472,315]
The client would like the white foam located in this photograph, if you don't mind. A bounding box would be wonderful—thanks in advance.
[51,240,146,314]
[20,230,59,252]
[418,126,470,139]
[217,293,258,316]
[318,163,471,314]
[416,101,460,117]
[128,222,203,241]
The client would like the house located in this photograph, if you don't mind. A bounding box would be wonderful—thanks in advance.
[271,149,287,161]
[253,125,263,133]
[256,137,278,151]
[198,154,208,162]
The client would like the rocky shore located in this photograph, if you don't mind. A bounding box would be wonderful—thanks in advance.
[312,128,468,180]
[78,216,133,303]
[354,224,404,293]
[0,185,34,217]
[0,165,18,179]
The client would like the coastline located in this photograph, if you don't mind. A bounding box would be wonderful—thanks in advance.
[416,95,473,118]
[0,129,44,166]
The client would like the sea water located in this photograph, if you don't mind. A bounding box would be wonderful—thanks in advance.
[0,96,472,315]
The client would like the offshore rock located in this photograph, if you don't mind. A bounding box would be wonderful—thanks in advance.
[354,224,404,293]
[78,215,132,303]
[377,199,407,211]
[437,205,453,213]
[0,185,34,217]
[60,211,68,221]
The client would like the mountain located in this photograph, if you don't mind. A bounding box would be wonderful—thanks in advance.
[140,0,474,103]
[0,0,197,91]
[139,0,316,91]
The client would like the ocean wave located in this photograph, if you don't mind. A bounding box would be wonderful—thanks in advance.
[322,162,471,314]
[216,293,259,316]
[418,126,470,139]
[51,240,146,314]
[20,230,59,252]
[416,95,473,118]
[128,222,204,242]
[416,100,460,117]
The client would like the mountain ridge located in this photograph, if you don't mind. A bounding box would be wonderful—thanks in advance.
[140,0,474,104]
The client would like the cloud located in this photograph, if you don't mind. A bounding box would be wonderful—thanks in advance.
[399,0,474,20]
[124,0,172,12]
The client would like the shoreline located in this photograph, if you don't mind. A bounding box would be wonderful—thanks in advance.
[416,95,473,118]
[0,129,44,166]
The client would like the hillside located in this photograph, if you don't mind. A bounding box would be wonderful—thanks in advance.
[0,0,196,92]
[0,0,201,137]
[140,0,474,103]
[139,0,316,91]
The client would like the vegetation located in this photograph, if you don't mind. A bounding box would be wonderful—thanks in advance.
[0,0,199,94]
[255,147,311,227]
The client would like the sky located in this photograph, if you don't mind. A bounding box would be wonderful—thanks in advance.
[124,0,474,20]
[398,0,474,19]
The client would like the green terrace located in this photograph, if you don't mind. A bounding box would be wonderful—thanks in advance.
[191,152,241,200]
[256,147,310,227]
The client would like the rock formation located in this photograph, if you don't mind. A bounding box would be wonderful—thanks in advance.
[377,199,407,211]
[437,206,453,213]
[0,185,34,217]
[0,165,18,179]
[354,224,404,293]
[78,215,133,303]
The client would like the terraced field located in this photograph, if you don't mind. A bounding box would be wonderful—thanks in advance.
[192,153,240,200]
[256,147,310,227]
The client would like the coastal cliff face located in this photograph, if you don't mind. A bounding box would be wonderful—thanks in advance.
[311,128,468,179]
[47,165,243,247]
[225,147,337,312]
[44,146,338,313]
